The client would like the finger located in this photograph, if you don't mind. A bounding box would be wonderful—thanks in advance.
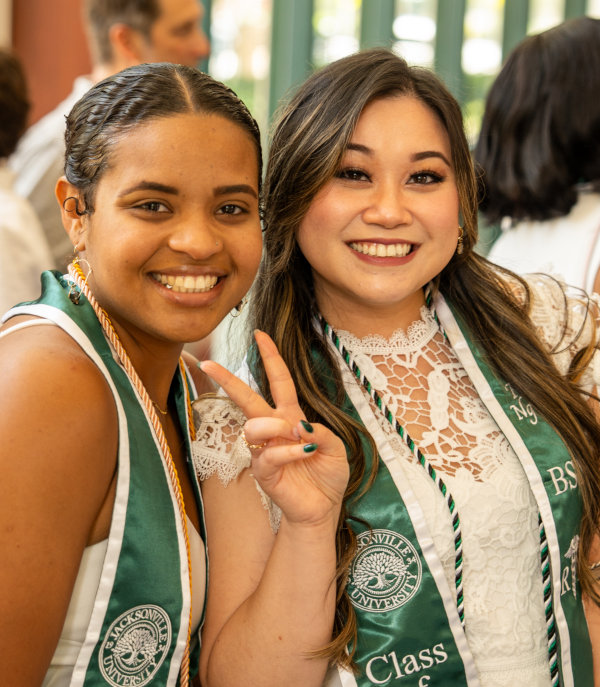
[252,442,322,472]
[241,428,267,452]
[254,331,303,416]
[244,417,298,446]
[295,421,347,458]
[198,360,273,419]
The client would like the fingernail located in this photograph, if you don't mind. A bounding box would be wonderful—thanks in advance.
[303,443,318,453]
[300,420,314,433]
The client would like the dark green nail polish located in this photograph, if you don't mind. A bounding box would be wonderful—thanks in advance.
[303,443,318,453]
[300,420,314,433]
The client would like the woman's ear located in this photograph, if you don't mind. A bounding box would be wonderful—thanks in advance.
[56,177,87,251]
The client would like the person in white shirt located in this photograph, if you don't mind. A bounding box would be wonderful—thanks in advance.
[0,61,262,686]
[475,17,600,295]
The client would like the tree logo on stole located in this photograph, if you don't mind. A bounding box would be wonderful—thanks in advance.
[99,604,172,686]
[348,529,422,612]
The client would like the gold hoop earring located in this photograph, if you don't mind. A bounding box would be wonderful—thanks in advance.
[230,295,248,317]
[456,226,464,255]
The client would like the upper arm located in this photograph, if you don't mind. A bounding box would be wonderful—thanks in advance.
[199,469,275,681]
[183,350,216,397]
[0,327,118,684]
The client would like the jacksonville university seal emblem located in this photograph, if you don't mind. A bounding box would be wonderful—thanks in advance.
[348,529,422,613]
[99,605,172,686]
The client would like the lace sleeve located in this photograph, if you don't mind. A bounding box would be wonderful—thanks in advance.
[191,389,282,532]
[191,395,252,484]
[522,274,600,389]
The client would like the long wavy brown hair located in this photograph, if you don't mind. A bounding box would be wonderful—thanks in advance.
[249,48,600,669]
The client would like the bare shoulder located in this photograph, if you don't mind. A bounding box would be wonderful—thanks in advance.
[0,316,114,416]
[0,316,118,515]
[0,317,119,680]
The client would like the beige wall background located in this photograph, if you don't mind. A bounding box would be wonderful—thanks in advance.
[0,0,11,47]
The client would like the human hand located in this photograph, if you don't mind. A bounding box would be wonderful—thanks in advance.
[199,331,349,526]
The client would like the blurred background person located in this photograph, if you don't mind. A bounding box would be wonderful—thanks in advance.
[9,0,210,272]
[0,48,53,315]
[475,16,600,293]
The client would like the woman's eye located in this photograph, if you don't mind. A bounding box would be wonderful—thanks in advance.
[336,168,370,182]
[409,171,444,185]
[218,204,244,215]
[136,201,170,213]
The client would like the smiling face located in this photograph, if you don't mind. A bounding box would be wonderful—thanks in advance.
[68,111,261,353]
[296,95,460,337]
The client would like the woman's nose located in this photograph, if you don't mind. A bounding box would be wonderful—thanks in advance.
[362,182,412,229]
[168,219,221,259]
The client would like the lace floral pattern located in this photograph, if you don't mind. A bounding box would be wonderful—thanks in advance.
[330,276,600,685]
[526,274,600,386]
[192,394,282,531]
[192,396,251,485]
[191,274,600,685]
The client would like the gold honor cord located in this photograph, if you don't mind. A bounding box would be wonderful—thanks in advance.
[68,262,194,686]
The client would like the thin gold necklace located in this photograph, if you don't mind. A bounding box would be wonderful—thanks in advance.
[153,400,169,415]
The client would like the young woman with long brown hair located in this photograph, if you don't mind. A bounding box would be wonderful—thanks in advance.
[195,49,600,686]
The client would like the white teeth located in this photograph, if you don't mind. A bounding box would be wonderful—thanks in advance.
[152,273,219,293]
[350,242,412,258]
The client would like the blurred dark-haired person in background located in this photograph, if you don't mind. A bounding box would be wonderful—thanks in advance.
[0,49,52,314]
[475,16,600,294]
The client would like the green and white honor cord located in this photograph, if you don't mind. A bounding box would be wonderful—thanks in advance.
[540,517,559,686]
[320,311,465,628]
[320,287,559,684]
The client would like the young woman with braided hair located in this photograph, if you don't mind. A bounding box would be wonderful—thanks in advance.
[0,62,274,686]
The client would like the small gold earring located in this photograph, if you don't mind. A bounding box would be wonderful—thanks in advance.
[231,295,248,317]
[456,226,464,255]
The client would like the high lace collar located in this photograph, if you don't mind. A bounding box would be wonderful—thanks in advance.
[331,304,440,356]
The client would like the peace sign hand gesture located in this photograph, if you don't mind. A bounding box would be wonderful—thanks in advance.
[199,331,349,527]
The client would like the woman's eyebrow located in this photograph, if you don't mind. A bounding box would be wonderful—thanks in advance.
[412,150,451,166]
[213,184,258,199]
[119,181,178,197]
[345,144,451,167]
[346,142,372,155]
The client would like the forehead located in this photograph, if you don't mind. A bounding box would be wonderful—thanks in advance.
[154,0,202,27]
[351,95,451,151]
[102,112,258,187]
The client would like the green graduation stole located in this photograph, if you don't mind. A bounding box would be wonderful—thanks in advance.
[436,294,592,686]
[6,271,205,686]
[250,290,592,687]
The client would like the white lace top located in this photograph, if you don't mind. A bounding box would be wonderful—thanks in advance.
[192,275,600,687]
